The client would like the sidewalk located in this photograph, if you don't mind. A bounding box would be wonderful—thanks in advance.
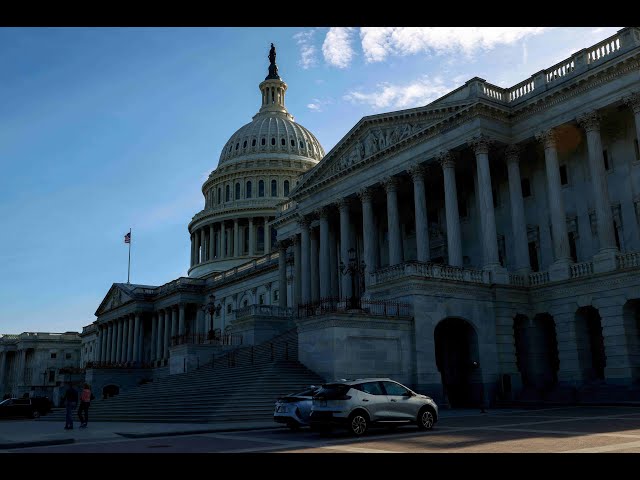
[0,408,523,450]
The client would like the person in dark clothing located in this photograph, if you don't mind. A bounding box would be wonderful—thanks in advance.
[77,383,94,428]
[63,383,78,430]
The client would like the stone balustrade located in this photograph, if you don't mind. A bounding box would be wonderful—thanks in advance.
[234,304,294,319]
[546,59,575,83]
[210,251,279,283]
[529,271,550,286]
[588,35,621,63]
[617,251,640,269]
[370,261,491,286]
[508,78,535,102]
[570,261,594,278]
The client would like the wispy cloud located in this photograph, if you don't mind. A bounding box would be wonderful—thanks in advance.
[522,41,528,65]
[322,27,356,68]
[343,75,454,110]
[360,27,551,62]
[306,98,332,112]
[294,30,318,69]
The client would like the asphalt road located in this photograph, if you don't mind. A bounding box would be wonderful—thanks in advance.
[5,406,640,454]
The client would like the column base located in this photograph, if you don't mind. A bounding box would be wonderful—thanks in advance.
[549,259,571,281]
[484,264,509,284]
[593,249,618,274]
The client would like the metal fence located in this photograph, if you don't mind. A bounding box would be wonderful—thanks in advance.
[296,297,411,318]
[170,331,243,347]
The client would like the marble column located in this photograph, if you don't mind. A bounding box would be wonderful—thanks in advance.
[233,219,240,257]
[278,240,288,308]
[505,145,531,274]
[300,218,311,304]
[293,236,301,307]
[132,314,140,363]
[383,176,403,266]
[439,152,463,267]
[310,227,319,302]
[196,308,205,336]
[329,227,339,298]
[178,304,186,336]
[190,234,195,267]
[470,134,501,268]
[318,208,331,299]
[248,217,255,256]
[156,311,165,362]
[0,353,5,388]
[625,92,640,149]
[264,217,271,253]
[199,229,205,263]
[338,198,352,299]
[578,112,617,254]
[536,129,571,278]
[209,225,215,261]
[115,318,122,363]
[358,187,376,289]
[108,322,115,363]
[219,222,226,259]
[408,164,430,263]
[101,325,108,362]
[121,316,129,363]
[163,309,171,360]
[150,313,157,361]
[194,230,201,264]
[171,307,178,342]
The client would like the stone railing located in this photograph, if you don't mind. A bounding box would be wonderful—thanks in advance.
[546,58,575,84]
[192,198,280,222]
[508,273,527,287]
[508,78,535,102]
[370,261,491,286]
[588,35,621,64]
[482,82,507,102]
[277,200,297,214]
[617,251,640,269]
[529,271,550,286]
[211,251,279,283]
[234,304,294,319]
[156,277,204,296]
[570,261,594,278]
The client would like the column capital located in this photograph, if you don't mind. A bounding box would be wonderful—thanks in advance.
[276,238,291,252]
[407,163,426,182]
[577,111,601,132]
[357,186,375,203]
[624,92,640,114]
[438,151,455,169]
[505,144,521,164]
[535,129,557,149]
[297,215,311,229]
[317,206,331,219]
[469,134,494,155]
[335,197,351,212]
[382,176,399,192]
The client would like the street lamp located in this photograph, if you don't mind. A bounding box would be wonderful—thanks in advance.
[202,294,222,342]
[339,247,366,310]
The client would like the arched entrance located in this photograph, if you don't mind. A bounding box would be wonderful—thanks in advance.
[575,306,606,382]
[531,313,559,391]
[513,314,532,388]
[434,317,480,408]
[623,299,640,384]
[102,384,120,399]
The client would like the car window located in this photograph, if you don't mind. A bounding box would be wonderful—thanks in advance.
[0,399,11,406]
[315,384,350,399]
[382,381,409,396]
[358,382,385,395]
[13,399,30,405]
[294,387,319,397]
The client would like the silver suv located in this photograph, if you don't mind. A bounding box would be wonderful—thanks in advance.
[310,378,438,436]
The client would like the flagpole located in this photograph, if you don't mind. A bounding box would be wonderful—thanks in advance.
[127,228,131,284]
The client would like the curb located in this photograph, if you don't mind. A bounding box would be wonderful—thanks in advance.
[0,438,75,450]
[116,424,277,439]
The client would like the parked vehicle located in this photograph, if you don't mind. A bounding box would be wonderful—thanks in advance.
[310,378,438,436]
[273,385,320,430]
[0,397,52,419]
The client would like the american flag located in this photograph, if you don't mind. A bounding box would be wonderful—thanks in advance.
[124,232,131,244]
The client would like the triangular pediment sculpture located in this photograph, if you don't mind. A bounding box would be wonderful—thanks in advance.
[95,284,133,316]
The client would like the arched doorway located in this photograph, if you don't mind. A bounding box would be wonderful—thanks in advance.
[102,384,120,399]
[575,306,606,382]
[623,299,640,384]
[434,318,480,408]
[531,313,560,391]
[513,314,532,388]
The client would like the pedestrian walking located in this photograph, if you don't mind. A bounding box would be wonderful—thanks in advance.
[63,382,78,430]
[77,383,94,428]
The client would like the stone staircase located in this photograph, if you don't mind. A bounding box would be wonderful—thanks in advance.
[43,329,326,423]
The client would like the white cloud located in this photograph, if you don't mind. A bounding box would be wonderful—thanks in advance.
[343,76,454,110]
[306,98,332,113]
[360,27,551,62]
[322,27,356,68]
[307,103,321,111]
[294,30,318,69]
[522,41,528,65]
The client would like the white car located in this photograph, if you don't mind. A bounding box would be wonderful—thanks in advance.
[273,385,319,430]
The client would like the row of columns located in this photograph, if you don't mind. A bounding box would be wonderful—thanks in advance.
[190,217,272,267]
[97,313,143,364]
[276,100,640,304]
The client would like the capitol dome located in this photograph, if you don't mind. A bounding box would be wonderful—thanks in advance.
[187,43,324,278]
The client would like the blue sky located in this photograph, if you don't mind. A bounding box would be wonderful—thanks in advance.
[0,27,622,334]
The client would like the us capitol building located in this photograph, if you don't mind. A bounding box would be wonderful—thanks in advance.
[3,28,640,408]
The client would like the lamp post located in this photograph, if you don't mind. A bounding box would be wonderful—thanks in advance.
[339,247,366,310]
[202,294,221,342]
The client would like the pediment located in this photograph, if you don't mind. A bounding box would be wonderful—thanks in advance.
[95,284,133,316]
[294,110,453,193]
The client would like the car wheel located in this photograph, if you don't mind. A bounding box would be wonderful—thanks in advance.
[349,412,368,436]
[417,408,434,430]
[31,410,41,419]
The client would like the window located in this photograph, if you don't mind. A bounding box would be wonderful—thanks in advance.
[261,138,266,146]
[635,139,640,161]
[284,180,290,196]
[271,137,276,146]
[243,140,247,148]
[235,143,239,150]
[603,149,611,171]
[246,181,252,199]
[271,179,277,197]
[50,353,57,359]
[614,226,621,250]
[358,381,384,395]
[281,138,285,146]
[225,185,230,202]
[290,139,295,147]
[243,299,248,307]
[252,139,256,147]
[273,289,279,301]
[528,242,539,272]
[235,182,241,200]
[259,294,265,305]
[559,165,568,185]
[521,178,531,197]
[65,353,72,360]
[227,304,232,314]
[382,381,409,396]
[217,188,221,204]
[299,140,304,148]
[568,232,578,263]
[48,371,55,382]
[258,180,265,197]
